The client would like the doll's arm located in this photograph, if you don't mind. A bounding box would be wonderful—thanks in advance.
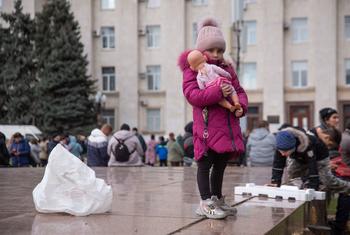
[212,65,232,79]
[196,74,207,89]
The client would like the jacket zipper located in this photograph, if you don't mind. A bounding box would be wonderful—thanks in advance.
[227,110,236,151]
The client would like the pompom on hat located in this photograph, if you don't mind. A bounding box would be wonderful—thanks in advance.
[195,17,226,52]
[276,131,296,151]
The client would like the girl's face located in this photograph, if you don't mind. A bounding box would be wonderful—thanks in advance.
[205,48,224,61]
[325,113,340,128]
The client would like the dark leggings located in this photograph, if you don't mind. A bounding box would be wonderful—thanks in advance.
[197,149,230,200]
[159,160,167,166]
[334,193,350,233]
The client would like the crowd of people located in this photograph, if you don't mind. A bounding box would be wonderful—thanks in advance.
[0,122,195,169]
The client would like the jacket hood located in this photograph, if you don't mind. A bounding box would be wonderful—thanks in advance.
[249,128,269,141]
[113,130,134,140]
[88,128,107,143]
[178,50,192,72]
[281,127,309,152]
[69,135,77,144]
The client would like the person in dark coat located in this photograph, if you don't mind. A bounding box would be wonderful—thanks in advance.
[183,121,194,166]
[0,132,10,167]
[9,132,31,167]
[132,127,147,162]
[87,124,113,167]
[271,127,350,193]
[47,134,62,156]
[325,126,350,235]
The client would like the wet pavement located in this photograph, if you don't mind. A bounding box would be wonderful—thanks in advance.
[0,166,305,235]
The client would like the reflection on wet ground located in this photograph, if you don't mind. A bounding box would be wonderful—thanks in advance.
[0,166,305,234]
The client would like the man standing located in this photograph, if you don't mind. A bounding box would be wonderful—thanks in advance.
[87,124,113,166]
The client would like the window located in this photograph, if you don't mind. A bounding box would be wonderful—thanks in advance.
[245,21,256,45]
[343,104,350,131]
[147,109,160,131]
[234,0,244,22]
[241,63,257,89]
[102,67,116,91]
[148,0,160,8]
[244,0,256,4]
[192,0,208,6]
[101,27,115,49]
[346,59,350,85]
[345,16,350,39]
[146,25,160,48]
[192,22,198,46]
[291,18,308,43]
[146,65,161,91]
[101,0,115,10]
[102,109,115,129]
[292,61,308,88]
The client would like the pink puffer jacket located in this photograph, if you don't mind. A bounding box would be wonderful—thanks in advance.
[178,50,248,160]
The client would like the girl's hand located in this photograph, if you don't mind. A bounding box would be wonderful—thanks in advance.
[221,84,232,97]
[235,107,243,118]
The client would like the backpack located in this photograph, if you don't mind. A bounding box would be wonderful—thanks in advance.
[112,137,136,162]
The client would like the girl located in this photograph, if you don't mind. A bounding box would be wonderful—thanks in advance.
[178,18,248,219]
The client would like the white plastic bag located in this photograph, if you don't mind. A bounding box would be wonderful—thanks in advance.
[33,144,113,216]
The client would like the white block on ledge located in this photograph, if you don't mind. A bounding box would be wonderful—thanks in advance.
[234,183,326,201]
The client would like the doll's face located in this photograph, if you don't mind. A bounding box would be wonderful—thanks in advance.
[192,54,206,71]
[197,61,206,70]
[205,48,224,61]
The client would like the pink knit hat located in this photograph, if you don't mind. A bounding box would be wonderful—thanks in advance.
[195,18,226,52]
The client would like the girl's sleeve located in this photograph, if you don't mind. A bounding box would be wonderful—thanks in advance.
[229,67,248,115]
[183,68,223,108]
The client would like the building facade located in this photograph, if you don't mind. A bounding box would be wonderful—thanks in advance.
[1,0,350,135]
[236,0,350,132]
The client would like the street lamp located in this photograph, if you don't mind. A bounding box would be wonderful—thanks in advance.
[95,91,107,126]
[232,20,243,75]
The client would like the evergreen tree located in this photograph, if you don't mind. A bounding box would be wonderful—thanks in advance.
[0,26,8,119]
[35,0,96,135]
[0,0,36,124]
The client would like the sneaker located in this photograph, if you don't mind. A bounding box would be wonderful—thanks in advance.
[195,206,205,216]
[197,198,227,219]
[211,196,237,216]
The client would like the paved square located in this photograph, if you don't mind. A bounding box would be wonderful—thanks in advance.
[0,167,304,234]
